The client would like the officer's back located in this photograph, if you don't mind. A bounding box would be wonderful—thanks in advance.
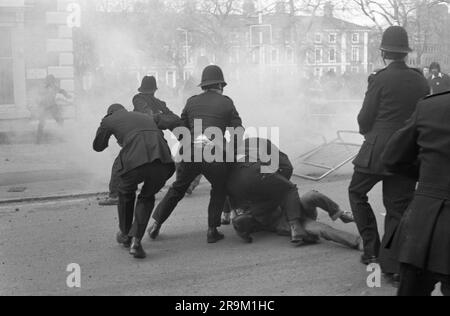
[183,91,241,134]
[94,105,160,149]
[415,92,450,188]
[371,63,429,123]
[181,65,242,140]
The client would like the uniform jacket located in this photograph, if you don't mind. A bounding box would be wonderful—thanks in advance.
[182,91,243,139]
[429,73,450,95]
[93,109,174,176]
[353,61,430,175]
[132,93,182,131]
[382,91,450,276]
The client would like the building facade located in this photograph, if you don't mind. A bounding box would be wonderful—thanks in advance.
[0,0,76,122]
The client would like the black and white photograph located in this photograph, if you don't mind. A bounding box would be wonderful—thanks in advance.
[0,0,449,299]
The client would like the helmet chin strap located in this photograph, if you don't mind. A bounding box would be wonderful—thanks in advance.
[381,51,387,66]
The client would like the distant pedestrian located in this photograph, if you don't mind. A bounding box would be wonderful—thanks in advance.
[428,62,450,94]
[36,75,71,144]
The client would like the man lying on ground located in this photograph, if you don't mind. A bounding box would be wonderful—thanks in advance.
[227,138,360,249]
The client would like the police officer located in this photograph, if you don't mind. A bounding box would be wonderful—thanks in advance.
[228,138,355,245]
[383,91,450,296]
[428,62,450,95]
[348,26,430,280]
[98,76,182,206]
[149,65,243,244]
[93,104,175,259]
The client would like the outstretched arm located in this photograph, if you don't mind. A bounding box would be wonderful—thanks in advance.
[93,121,113,152]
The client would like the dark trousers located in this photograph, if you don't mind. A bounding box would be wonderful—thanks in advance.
[109,156,122,198]
[349,171,416,274]
[398,264,450,296]
[36,105,63,144]
[153,162,229,228]
[118,162,174,239]
[228,166,302,224]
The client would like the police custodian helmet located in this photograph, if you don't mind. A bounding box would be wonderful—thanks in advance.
[199,65,227,88]
[380,26,412,54]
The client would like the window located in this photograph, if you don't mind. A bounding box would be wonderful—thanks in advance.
[271,48,279,64]
[351,66,359,73]
[252,47,260,64]
[0,28,14,105]
[183,70,193,81]
[329,47,337,63]
[352,33,360,43]
[328,67,337,74]
[230,46,240,64]
[314,67,322,77]
[166,70,176,88]
[315,48,323,63]
[286,46,294,63]
[315,33,322,43]
[147,71,158,81]
[329,33,337,44]
[351,46,360,62]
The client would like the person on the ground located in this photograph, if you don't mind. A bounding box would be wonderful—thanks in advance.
[227,137,356,246]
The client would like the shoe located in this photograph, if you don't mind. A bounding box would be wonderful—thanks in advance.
[340,211,355,224]
[148,222,162,240]
[384,273,400,288]
[99,196,119,206]
[290,220,306,244]
[130,238,146,259]
[116,232,132,248]
[207,228,225,244]
[221,212,232,225]
[361,254,378,265]
[236,230,253,244]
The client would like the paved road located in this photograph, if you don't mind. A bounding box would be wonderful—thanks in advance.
[0,179,404,296]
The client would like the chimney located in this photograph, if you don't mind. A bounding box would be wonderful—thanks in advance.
[324,1,334,18]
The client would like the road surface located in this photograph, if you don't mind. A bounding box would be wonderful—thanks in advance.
[0,179,402,296]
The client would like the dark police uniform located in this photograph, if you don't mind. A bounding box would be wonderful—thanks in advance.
[229,139,359,247]
[429,73,450,95]
[152,90,243,230]
[349,61,430,273]
[227,138,302,227]
[93,107,175,240]
[133,93,182,131]
[383,91,450,296]
[107,93,182,200]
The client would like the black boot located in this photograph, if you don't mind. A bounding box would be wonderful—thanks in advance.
[207,228,225,244]
[148,222,162,240]
[361,254,378,265]
[290,220,306,244]
[130,238,146,259]
[116,232,132,248]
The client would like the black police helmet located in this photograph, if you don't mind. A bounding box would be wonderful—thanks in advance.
[380,26,412,54]
[199,65,227,88]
